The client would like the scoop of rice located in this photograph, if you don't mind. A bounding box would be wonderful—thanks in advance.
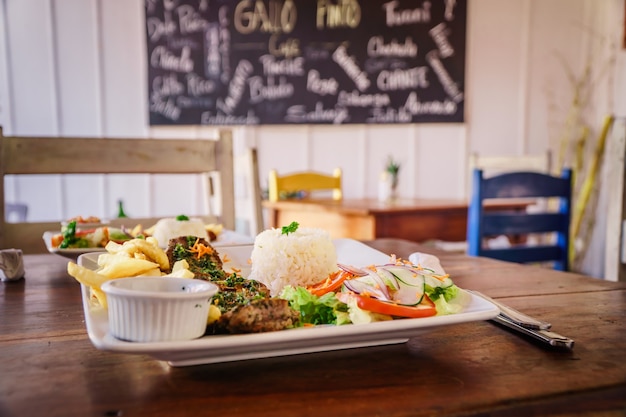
[151,218,208,247]
[248,227,338,296]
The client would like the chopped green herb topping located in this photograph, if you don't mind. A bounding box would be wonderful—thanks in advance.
[281,221,299,235]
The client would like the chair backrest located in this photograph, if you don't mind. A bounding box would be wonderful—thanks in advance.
[466,168,572,271]
[468,150,552,194]
[235,147,264,235]
[469,150,552,175]
[268,168,343,202]
[0,128,235,253]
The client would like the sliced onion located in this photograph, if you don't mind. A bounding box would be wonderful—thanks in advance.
[344,279,390,301]
[364,269,391,299]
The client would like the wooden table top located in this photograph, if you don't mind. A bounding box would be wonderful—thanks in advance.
[1,240,625,417]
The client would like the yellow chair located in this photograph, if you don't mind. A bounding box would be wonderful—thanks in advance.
[268,168,342,202]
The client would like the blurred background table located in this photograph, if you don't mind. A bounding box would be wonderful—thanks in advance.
[263,198,532,242]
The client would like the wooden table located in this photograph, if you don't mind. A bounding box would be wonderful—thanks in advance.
[263,198,531,242]
[1,241,625,417]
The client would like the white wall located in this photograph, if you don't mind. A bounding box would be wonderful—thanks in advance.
[1,0,624,278]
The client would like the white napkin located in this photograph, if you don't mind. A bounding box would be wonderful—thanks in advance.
[408,252,446,275]
[0,249,24,281]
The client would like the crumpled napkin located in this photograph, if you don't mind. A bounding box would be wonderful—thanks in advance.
[408,252,446,275]
[0,249,24,281]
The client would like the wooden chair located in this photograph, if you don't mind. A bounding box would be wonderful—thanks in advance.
[467,168,573,271]
[268,168,342,202]
[235,148,264,235]
[0,128,235,254]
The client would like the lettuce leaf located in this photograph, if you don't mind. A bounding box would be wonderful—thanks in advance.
[279,286,349,325]
[426,284,465,315]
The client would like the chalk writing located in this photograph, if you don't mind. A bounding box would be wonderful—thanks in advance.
[383,1,432,26]
[201,110,260,125]
[152,73,185,96]
[268,35,300,58]
[216,59,253,114]
[316,0,361,29]
[426,50,463,102]
[285,102,349,124]
[368,106,413,123]
[150,94,181,120]
[150,46,194,72]
[444,0,456,21]
[177,5,209,34]
[234,0,297,34]
[187,73,215,96]
[307,70,339,96]
[429,22,453,58]
[338,90,390,107]
[332,45,370,91]
[403,92,457,114]
[146,0,466,125]
[146,17,177,42]
[248,75,294,104]
[367,36,418,57]
[259,55,305,75]
[377,66,429,90]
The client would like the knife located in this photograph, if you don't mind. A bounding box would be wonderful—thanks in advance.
[469,290,574,349]
[492,313,575,349]
[469,290,552,330]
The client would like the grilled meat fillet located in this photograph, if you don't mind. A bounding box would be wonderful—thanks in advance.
[166,235,299,334]
[166,236,225,280]
[215,298,300,334]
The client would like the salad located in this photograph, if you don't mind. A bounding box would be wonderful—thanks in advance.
[280,258,465,326]
[51,220,132,249]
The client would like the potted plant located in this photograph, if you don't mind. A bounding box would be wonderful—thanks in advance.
[378,156,401,202]
[386,156,400,191]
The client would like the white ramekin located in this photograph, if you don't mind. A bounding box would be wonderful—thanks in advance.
[101,277,218,342]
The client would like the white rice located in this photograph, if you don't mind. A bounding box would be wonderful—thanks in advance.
[248,227,338,296]
[151,218,208,247]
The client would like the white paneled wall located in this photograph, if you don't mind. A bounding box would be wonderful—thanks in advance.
[1,0,625,278]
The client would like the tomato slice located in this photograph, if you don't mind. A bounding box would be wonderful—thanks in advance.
[307,270,353,296]
[348,293,437,318]
[75,229,97,237]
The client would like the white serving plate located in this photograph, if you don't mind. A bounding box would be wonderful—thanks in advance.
[77,239,500,367]
[44,229,254,259]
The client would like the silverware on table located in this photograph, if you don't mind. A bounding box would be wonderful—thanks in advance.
[491,313,575,349]
[469,290,575,349]
[469,290,552,330]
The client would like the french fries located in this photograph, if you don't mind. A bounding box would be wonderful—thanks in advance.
[67,237,194,308]
[68,261,111,290]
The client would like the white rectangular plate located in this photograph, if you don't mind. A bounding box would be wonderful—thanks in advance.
[44,229,254,259]
[78,238,499,366]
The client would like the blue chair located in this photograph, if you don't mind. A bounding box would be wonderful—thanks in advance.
[467,168,573,271]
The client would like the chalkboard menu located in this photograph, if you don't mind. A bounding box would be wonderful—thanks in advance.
[145,0,466,125]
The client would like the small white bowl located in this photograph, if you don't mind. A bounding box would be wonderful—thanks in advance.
[101,277,218,343]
